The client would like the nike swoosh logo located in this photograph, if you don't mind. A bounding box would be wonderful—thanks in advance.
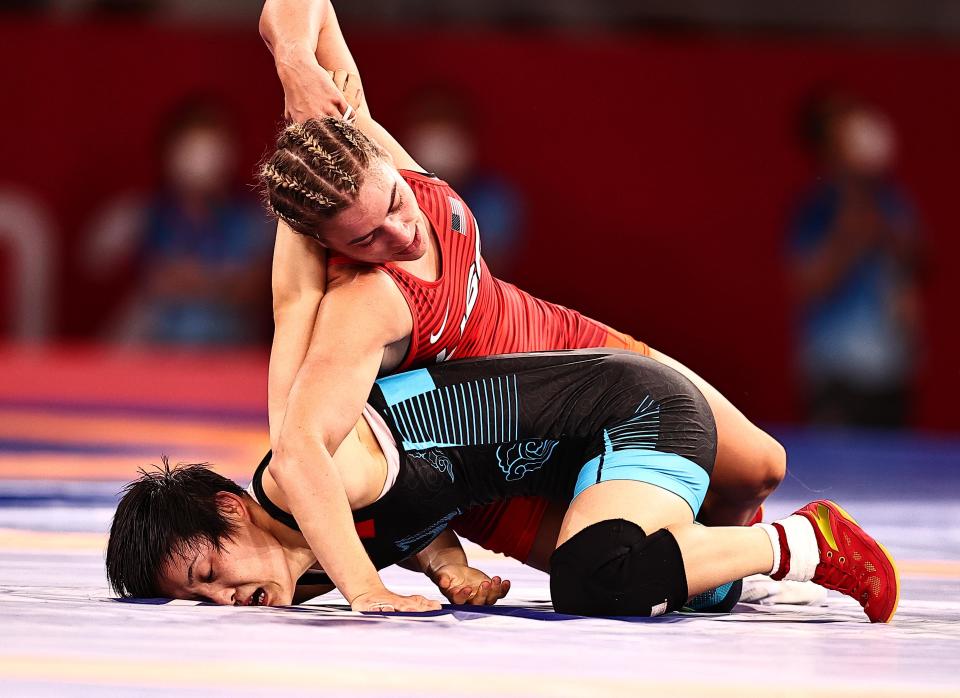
[429,303,450,344]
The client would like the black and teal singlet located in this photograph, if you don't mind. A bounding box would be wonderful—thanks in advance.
[250,349,717,585]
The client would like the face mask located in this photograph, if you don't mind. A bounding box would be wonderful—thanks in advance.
[839,111,895,176]
[167,128,235,194]
[406,122,475,183]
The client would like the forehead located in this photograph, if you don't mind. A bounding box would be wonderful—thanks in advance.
[156,542,207,598]
[327,162,394,234]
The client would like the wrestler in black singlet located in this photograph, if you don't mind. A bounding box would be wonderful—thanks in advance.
[250,349,716,586]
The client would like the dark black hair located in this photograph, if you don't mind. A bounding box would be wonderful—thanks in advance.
[106,458,247,598]
[798,86,862,153]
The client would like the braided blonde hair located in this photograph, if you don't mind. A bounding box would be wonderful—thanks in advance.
[258,117,385,238]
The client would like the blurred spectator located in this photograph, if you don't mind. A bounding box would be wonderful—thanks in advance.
[104,98,271,346]
[402,87,524,278]
[788,91,923,428]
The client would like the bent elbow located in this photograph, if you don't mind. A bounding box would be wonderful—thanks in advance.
[271,429,336,478]
[258,3,276,47]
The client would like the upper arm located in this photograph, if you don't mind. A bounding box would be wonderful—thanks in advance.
[279,269,411,452]
[272,220,327,309]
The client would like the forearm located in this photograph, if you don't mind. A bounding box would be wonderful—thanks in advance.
[315,4,370,117]
[414,529,469,580]
[268,221,328,442]
[259,0,327,64]
[261,0,370,118]
[269,299,323,446]
[272,436,383,602]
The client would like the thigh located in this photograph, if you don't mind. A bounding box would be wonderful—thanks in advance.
[648,348,784,493]
[556,480,692,549]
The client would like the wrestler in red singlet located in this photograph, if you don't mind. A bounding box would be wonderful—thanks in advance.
[331,170,649,561]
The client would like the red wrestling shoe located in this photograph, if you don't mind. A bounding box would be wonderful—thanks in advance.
[793,500,900,623]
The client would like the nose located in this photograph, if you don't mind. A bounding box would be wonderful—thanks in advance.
[382,216,406,238]
[209,586,236,606]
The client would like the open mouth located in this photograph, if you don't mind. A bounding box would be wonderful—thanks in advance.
[250,587,267,607]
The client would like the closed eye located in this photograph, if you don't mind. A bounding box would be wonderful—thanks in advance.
[349,184,401,247]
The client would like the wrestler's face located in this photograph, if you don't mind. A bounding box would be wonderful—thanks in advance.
[156,494,295,607]
[322,158,428,264]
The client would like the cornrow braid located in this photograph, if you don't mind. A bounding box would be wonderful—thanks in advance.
[258,116,386,240]
[260,162,335,209]
[288,122,358,195]
[325,117,372,157]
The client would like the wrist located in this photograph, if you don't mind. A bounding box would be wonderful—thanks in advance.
[425,559,465,582]
[274,43,317,78]
[347,580,388,604]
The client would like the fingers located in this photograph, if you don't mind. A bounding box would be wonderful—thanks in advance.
[450,585,475,604]
[392,594,440,612]
[331,68,349,91]
[452,577,511,606]
[327,69,361,114]
[341,72,363,112]
[353,591,441,613]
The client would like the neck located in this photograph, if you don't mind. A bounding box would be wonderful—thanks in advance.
[250,501,316,580]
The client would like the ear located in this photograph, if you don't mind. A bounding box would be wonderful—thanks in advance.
[214,492,249,522]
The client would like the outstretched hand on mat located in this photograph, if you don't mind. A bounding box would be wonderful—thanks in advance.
[434,564,512,606]
[351,588,442,613]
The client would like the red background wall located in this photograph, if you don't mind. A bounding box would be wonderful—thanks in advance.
[1,20,958,429]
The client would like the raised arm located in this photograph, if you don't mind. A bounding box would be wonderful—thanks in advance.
[260,0,369,121]
[264,1,391,443]
[270,269,438,612]
[268,222,327,446]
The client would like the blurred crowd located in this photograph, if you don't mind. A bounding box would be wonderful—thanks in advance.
[0,7,944,431]
[88,99,273,346]
[788,91,924,428]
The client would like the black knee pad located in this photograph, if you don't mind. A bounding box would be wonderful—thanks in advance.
[550,519,687,617]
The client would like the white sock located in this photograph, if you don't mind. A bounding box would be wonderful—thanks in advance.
[756,523,780,576]
[756,516,819,582]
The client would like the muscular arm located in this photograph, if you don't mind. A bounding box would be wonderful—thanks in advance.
[264,1,395,444]
[268,222,327,446]
[261,0,421,170]
[260,0,370,120]
[270,270,425,607]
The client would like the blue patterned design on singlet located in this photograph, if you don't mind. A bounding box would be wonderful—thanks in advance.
[382,374,520,451]
[603,395,660,452]
[395,509,462,553]
[377,369,437,406]
[496,439,559,481]
[408,448,456,483]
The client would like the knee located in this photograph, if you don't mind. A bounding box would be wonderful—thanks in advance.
[755,435,786,497]
[549,520,687,617]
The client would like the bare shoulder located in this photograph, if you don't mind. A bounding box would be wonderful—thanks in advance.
[321,264,412,339]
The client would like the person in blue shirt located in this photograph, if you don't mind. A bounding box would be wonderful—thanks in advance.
[789,92,923,428]
[125,99,273,346]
